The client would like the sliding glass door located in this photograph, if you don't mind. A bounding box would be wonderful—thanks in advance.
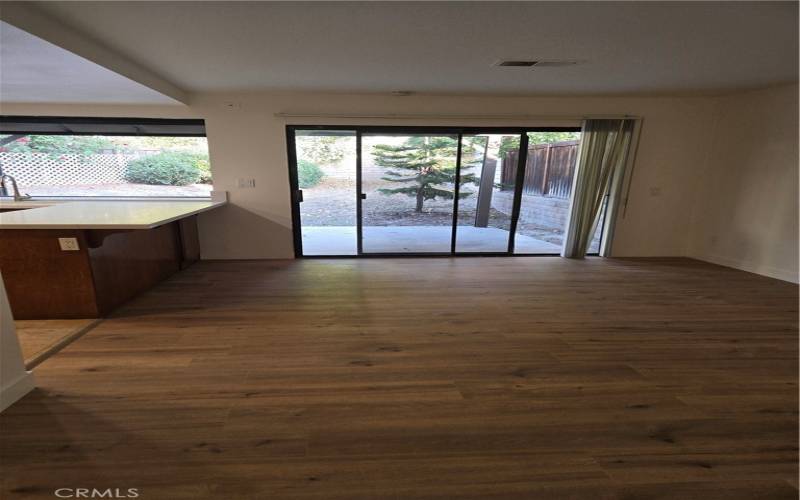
[513,131,602,254]
[288,126,604,257]
[291,129,357,255]
[361,133,458,254]
[454,134,520,253]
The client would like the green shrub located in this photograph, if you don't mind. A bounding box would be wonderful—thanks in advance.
[295,136,346,165]
[195,157,213,184]
[297,159,324,188]
[125,151,203,186]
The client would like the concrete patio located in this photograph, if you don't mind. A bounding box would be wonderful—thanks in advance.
[301,226,562,255]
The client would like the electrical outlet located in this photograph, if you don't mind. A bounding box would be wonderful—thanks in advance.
[237,178,256,188]
[58,237,80,251]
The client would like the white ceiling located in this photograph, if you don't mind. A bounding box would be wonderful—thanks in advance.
[0,21,180,104]
[3,1,799,102]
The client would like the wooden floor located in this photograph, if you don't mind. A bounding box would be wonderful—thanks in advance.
[1,257,797,499]
[14,319,98,368]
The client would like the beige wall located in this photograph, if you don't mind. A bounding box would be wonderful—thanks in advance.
[688,84,799,282]
[3,92,718,259]
[197,93,720,260]
[0,272,36,412]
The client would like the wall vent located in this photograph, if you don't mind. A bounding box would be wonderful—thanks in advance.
[493,59,582,68]
[533,60,581,67]
[495,60,538,67]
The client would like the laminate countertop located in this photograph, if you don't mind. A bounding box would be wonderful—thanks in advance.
[0,200,225,229]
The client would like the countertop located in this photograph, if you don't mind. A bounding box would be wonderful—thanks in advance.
[0,200,225,229]
[0,200,58,209]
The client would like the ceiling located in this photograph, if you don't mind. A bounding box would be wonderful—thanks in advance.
[2,1,798,103]
[0,21,180,104]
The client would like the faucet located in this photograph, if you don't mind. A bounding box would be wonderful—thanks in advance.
[0,174,31,201]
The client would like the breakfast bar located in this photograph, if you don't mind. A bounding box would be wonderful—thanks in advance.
[0,200,224,319]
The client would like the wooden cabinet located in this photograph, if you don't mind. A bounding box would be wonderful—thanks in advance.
[0,217,200,319]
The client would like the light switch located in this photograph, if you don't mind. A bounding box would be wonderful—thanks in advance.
[58,237,80,251]
[237,178,256,188]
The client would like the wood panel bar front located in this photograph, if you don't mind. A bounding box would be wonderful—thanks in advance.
[0,229,99,318]
[0,218,199,319]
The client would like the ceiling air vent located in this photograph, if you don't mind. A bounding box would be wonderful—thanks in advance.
[493,59,583,68]
[534,60,581,67]
[495,60,538,67]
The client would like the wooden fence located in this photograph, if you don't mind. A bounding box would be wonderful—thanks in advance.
[501,140,579,199]
[0,151,155,186]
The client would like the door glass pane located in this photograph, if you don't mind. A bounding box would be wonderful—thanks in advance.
[455,134,519,253]
[514,131,584,254]
[295,130,357,255]
[361,134,457,253]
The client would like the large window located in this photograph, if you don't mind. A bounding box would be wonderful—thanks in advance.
[0,117,211,198]
[288,126,609,257]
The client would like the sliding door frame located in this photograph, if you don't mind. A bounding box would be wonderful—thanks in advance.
[507,132,530,254]
[356,130,364,255]
[286,128,304,257]
[449,133,463,254]
[286,125,589,258]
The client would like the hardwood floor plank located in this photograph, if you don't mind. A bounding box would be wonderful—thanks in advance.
[0,257,796,499]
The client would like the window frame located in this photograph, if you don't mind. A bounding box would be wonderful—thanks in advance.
[286,125,601,258]
[0,116,212,200]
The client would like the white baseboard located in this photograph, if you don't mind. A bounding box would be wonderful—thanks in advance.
[692,253,799,283]
[0,371,36,413]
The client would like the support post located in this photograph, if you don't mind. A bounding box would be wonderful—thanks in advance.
[475,156,497,228]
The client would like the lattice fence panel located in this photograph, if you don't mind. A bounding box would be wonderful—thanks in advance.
[0,152,148,185]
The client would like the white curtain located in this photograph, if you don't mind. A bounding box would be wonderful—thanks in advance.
[562,119,635,258]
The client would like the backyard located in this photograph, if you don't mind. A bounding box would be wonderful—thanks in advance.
[0,134,212,197]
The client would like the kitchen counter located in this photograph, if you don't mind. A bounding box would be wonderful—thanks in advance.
[0,200,224,229]
[0,200,57,210]
[0,199,225,319]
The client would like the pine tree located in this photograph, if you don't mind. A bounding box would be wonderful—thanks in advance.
[372,136,478,212]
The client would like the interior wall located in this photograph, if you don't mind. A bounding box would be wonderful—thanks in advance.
[688,84,799,283]
[0,272,35,412]
[1,92,717,259]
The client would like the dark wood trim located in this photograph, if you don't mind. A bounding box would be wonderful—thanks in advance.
[0,229,99,319]
[177,215,201,269]
[88,223,182,316]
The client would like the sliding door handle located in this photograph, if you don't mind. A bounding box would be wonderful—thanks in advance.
[360,193,367,200]
[297,190,304,202]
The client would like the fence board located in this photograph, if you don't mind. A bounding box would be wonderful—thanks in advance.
[501,140,579,199]
[0,152,151,186]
